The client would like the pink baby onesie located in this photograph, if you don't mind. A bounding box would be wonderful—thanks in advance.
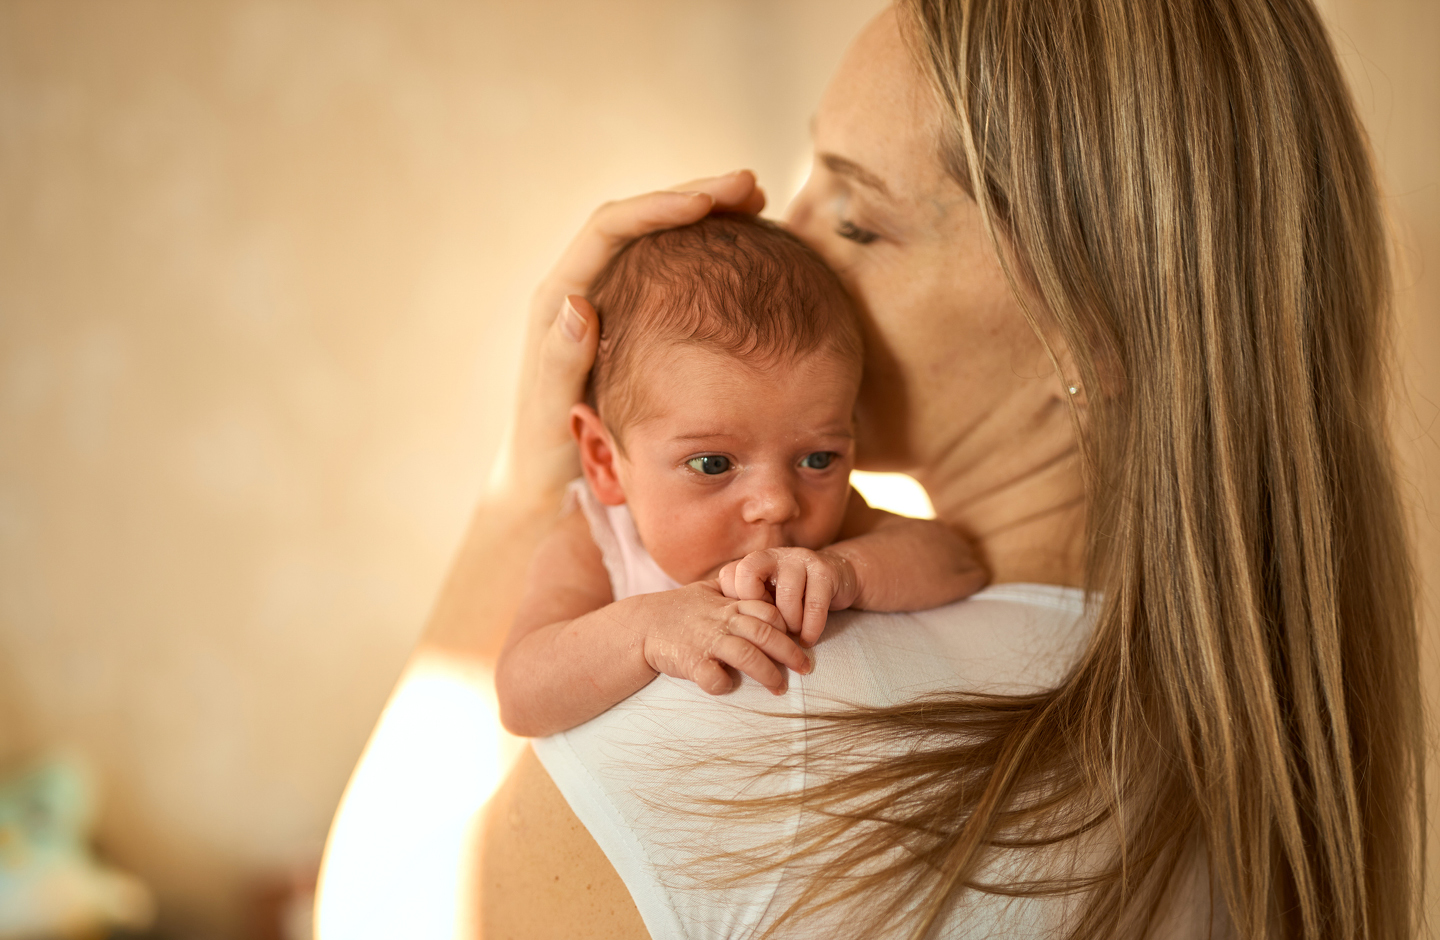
[565,478,683,601]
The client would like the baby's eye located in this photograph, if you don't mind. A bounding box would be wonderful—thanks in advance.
[800,452,838,470]
[687,455,732,475]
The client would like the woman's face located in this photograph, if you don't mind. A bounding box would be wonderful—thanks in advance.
[786,7,1057,479]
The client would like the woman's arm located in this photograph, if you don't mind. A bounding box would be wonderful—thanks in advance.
[476,746,649,940]
[315,172,766,940]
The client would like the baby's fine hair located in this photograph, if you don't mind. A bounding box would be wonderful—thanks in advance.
[586,213,863,433]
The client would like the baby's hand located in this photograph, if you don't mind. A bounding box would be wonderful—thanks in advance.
[718,548,859,648]
[636,581,811,696]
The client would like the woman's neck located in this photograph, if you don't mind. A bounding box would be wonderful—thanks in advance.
[913,409,1088,588]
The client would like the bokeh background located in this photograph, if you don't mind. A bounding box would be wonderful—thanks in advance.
[0,1,1435,937]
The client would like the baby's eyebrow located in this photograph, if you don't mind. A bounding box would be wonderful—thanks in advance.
[669,431,736,444]
[669,426,855,445]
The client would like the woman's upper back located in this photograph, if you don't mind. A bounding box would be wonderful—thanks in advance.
[521,585,1224,938]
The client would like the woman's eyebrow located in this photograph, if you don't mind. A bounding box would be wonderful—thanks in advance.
[819,153,893,199]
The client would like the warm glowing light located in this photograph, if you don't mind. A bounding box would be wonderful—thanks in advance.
[314,476,933,940]
[314,661,512,940]
[850,471,936,519]
[785,150,814,209]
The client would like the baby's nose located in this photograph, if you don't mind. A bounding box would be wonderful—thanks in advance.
[741,475,801,528]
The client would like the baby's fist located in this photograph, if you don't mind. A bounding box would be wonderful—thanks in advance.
[718,548,858,647]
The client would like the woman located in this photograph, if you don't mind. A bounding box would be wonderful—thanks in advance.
[322,0,1424,937]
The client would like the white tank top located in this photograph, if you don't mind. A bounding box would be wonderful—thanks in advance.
[565,478,682,600]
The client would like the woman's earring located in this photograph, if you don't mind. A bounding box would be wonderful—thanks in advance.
[1067,385,1079,395]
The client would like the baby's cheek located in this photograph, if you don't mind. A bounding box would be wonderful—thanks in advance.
[640,509,745,584]
[800,485,853,549]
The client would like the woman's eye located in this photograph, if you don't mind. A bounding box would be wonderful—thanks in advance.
[687,455,732,475]
[835,220,878,245]
[800,452,837,470]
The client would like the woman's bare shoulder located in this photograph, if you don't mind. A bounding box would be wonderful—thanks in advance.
[473,746,648,939]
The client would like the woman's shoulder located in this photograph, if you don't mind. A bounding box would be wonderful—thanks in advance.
[530,584,1099,938]
[805,582,1096,705]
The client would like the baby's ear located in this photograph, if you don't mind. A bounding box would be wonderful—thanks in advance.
[570,403,626,506]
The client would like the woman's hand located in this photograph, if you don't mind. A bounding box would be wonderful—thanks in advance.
[496,170,767,511]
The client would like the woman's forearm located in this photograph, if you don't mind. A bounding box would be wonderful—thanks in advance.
[420,491,566,667]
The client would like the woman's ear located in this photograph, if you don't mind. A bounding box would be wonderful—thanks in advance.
[570,403,627,506]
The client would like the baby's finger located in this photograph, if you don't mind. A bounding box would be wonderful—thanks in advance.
[717,560,741,599]
[770,556,810,633]
[691,659,735,696]
[798,560,839,646]
[730,611,810,677]
[735,598,787,633]
[800,577,834,648]
[733,552,778,602]
[712,635,788,695]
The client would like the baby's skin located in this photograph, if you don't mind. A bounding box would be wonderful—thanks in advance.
[495,342,986,738]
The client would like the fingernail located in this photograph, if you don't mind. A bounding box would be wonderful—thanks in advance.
[560,297,586,342]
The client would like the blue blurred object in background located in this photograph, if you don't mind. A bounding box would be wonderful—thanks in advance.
[0,753,154,940]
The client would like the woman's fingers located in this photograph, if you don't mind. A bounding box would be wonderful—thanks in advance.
[503,170,765,504]
[667,170,766,214]
[532,295,598,418]
[542,191,712,302]
[538,170,763,309]
[500,295,600,496]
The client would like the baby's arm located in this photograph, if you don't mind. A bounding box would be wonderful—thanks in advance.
[719,489,987,646]
[829,489,988,611]
[495,508,808,738]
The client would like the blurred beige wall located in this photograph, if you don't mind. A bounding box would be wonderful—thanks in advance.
[0,1,884,936]
[0,0,1435,938]
[1313,0,1440,934]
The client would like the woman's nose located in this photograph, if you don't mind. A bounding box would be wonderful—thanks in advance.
[781,170,815,232]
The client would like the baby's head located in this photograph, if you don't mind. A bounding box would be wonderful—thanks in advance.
[572,213,863,584]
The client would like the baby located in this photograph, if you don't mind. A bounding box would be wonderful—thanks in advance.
[496,214,983,737]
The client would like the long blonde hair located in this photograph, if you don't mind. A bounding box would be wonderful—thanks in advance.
[715,1,1425,937]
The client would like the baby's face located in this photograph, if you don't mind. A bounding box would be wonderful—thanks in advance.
[608,344,859,585]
